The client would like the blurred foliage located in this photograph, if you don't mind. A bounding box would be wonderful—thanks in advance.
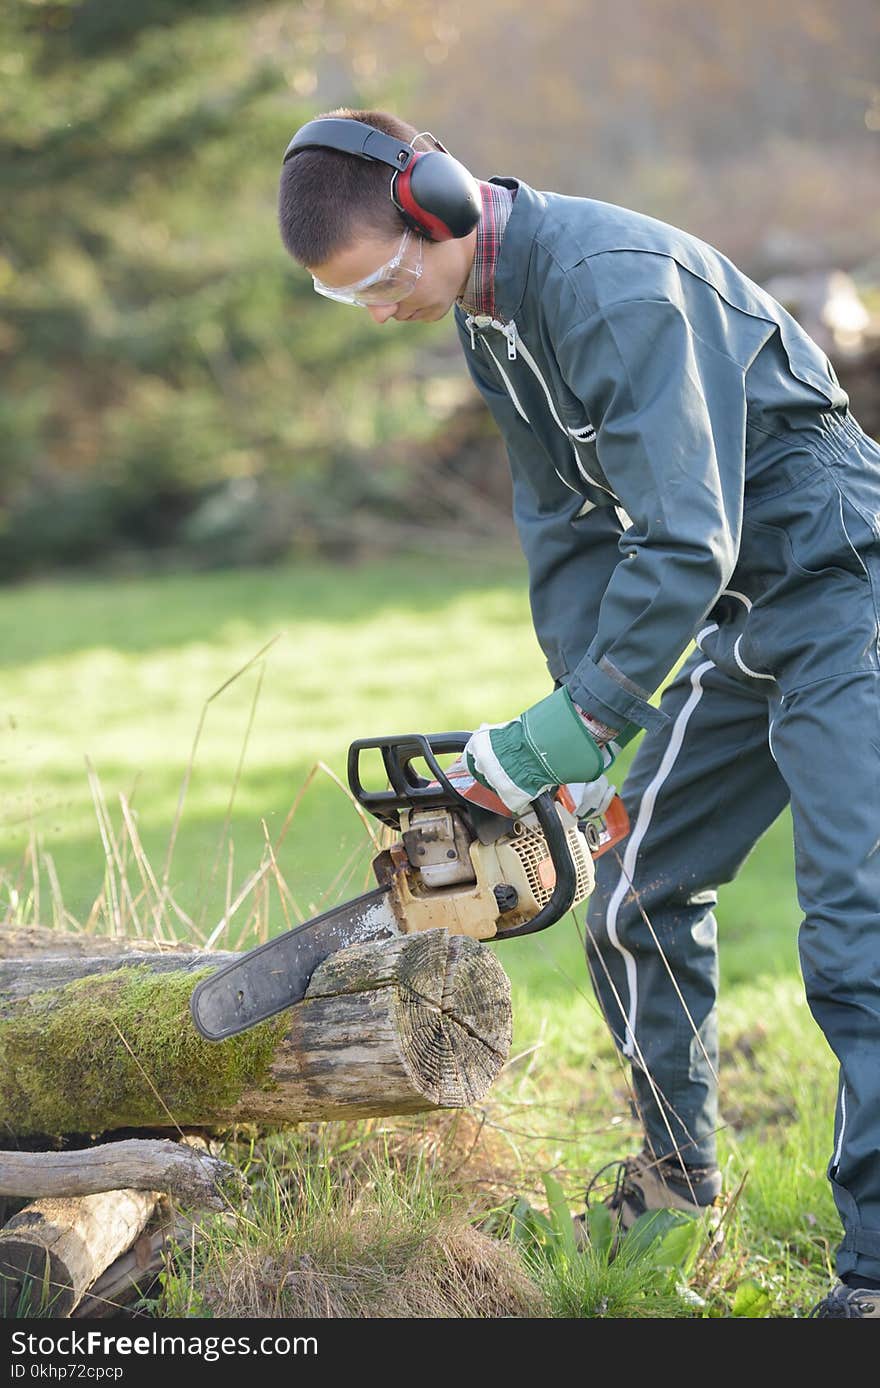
[403,0,880,271]
[0,0,877,577]
[0,0,470,576]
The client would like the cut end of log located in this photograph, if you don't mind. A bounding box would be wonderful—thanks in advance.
[396,930,512,1107]
[273,928,513,1118]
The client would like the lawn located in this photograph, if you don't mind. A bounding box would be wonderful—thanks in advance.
[0,556,839,1317]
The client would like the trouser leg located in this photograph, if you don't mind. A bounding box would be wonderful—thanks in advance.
[769,670,880,1283]
[585,650,789,1169]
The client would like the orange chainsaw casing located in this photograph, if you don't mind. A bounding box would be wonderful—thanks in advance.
[444,759,630,860]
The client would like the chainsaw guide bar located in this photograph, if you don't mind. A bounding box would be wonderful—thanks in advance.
[190,886,398,1040]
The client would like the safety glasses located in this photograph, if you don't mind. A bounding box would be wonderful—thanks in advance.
[312,226,424,308]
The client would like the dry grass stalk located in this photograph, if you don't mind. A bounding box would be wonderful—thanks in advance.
[195,662,267,937]
[199,1212,547,1320]
[159,634,281,921]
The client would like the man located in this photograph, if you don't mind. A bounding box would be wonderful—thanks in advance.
[277,107,880,1318]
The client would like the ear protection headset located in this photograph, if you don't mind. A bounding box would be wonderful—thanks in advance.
[282,118,481,243]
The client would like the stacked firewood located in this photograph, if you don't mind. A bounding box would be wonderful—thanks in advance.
[0,926,511,1317]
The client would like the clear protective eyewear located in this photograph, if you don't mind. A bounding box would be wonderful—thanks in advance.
[310,134,447,309]
[312,227,424,308]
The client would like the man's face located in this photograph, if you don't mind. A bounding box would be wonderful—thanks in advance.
[307,225,476,325]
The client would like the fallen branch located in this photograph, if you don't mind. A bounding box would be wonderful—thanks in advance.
[0,1140,245,1209]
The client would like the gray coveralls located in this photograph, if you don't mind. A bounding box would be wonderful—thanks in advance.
[454,179,880,1283]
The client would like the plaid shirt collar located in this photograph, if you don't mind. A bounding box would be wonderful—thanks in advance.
[456,180,515,322]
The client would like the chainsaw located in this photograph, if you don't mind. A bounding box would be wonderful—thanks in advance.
[190,732,630,1041]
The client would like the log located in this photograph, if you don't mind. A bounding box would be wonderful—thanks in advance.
[0,1189,159,1317]
[0,1139,245,1208]
[0,928,511,1140]
[72,1214,208,1319]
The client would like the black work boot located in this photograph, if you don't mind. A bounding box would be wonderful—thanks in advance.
[574,1148,723,1252]
[809,1283,880,1318]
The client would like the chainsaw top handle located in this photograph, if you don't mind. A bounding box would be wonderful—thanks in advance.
[346,732,578,938]
[348,731,476,826]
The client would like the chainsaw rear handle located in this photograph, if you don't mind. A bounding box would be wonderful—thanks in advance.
[347,733,578,936]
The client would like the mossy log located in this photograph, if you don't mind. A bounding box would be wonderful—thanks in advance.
[0,928,512,1140]
[0,1189,159,1317]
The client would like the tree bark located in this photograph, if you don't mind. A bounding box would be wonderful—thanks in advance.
[0,1140,244,1208]
[0,928,511,1140]
[0,1190,159,1318]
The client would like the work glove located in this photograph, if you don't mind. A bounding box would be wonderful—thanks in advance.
[563,773,617,821]
[463,686,617,818]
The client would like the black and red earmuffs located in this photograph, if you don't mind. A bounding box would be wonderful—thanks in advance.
[281,118,480,242]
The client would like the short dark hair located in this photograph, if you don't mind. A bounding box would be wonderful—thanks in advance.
[277,108,420,267]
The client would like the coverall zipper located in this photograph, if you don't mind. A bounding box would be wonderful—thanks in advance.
[464,313,618,502]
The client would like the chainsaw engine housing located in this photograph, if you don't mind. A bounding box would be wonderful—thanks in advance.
[372,804,596,939]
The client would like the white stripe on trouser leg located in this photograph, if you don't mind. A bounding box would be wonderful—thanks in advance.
[604,660,715,1060]
[832,1084,847,1173]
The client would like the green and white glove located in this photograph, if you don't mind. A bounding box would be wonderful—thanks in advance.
[566,774,617,821]
[464,686,618,818]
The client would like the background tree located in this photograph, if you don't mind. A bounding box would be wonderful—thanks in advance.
[1,0,876,576]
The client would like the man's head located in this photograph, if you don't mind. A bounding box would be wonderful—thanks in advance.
[277,108,479,325]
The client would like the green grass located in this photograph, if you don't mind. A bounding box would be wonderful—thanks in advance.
[0,555,839,1317]
[0,555,563,936]
[0,554,802,973]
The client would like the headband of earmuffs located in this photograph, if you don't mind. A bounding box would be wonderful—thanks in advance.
[282,118,481,242]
